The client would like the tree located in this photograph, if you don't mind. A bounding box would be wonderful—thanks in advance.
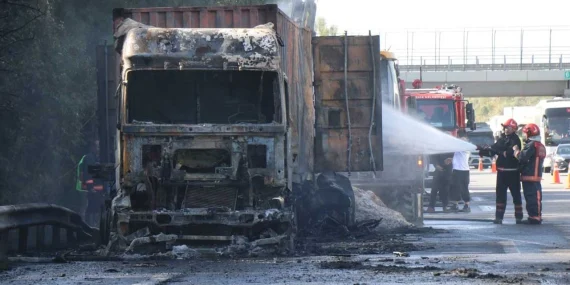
[315,17,338,36]
[469,97,543,123]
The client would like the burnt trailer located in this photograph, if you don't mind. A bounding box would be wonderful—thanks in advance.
[93,3,422,250]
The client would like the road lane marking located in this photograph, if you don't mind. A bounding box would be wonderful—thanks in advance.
[479,206,494,212]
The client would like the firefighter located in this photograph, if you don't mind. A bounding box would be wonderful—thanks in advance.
[76,140,105,227]
[514,123,545,225]
[478,118,523,224]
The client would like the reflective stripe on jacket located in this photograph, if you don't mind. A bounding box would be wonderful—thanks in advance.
[518,140,546,182]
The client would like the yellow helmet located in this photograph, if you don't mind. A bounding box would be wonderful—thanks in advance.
[380,50,397,60]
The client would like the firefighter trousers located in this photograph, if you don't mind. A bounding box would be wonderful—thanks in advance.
[522,181,542,223]
[495,170,523,220]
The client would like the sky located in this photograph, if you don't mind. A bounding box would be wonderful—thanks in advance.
[314,0,570,65]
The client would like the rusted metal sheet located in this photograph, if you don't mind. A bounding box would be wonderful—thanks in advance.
[117,6,278,29]
[313,36,383,173]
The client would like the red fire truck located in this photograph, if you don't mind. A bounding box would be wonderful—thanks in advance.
[403,83,476,136]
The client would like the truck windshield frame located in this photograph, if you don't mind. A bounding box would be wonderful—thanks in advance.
[380,59,401,108]
[386,60,401,108]
[124,70,282,125]
[545,107,570,146]
[415,99,456,130]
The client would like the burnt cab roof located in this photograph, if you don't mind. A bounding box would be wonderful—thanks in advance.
[121,23,281,72]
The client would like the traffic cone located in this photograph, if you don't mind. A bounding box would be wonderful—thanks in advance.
[478,158,484,171]
[566,167,570,189]
[552,165,561,184]
[491,159,497,173]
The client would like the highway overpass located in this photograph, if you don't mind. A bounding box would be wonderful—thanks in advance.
[381,27,570,97]
[399,64,570,97]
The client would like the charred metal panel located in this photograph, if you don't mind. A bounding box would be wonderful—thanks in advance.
[121,124,285,134]
[121,27,280,72]
[313,36,383,173]
[278,20,315,181]
[126,208,292,228]
[122,135,286,186]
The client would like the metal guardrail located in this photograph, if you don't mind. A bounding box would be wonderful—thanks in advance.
[401,62,570,72]
[0,203,96,254]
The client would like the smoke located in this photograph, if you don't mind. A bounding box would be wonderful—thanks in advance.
[275,0,293,17]
[274,0,316,30]
[382,104,477,155]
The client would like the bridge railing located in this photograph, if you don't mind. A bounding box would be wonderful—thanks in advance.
[378,26,570,71]
[400,55,570,72]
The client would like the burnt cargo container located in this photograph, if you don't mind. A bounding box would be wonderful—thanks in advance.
[312,35,383,173]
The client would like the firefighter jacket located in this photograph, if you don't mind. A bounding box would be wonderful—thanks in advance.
[517,139,546,182]
[479,132,521,171]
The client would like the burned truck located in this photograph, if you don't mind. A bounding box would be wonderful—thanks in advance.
[95,4,383,250]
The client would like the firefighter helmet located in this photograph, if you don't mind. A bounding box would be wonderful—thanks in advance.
[501,118,518,130]
[522,123,540,137]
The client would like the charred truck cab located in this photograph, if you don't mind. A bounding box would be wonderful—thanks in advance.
[97,4,385,251]
[112,23,294,247]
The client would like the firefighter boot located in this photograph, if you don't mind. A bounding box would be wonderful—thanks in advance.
[445,203,459,213]
[520,218,542,225]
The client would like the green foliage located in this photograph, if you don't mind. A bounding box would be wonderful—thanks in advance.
[315,17,338,36]
[470,96,545,123]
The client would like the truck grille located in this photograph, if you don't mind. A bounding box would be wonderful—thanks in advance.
[182,187,238,210]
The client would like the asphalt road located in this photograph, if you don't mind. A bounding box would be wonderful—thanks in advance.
[3,170,570,284]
